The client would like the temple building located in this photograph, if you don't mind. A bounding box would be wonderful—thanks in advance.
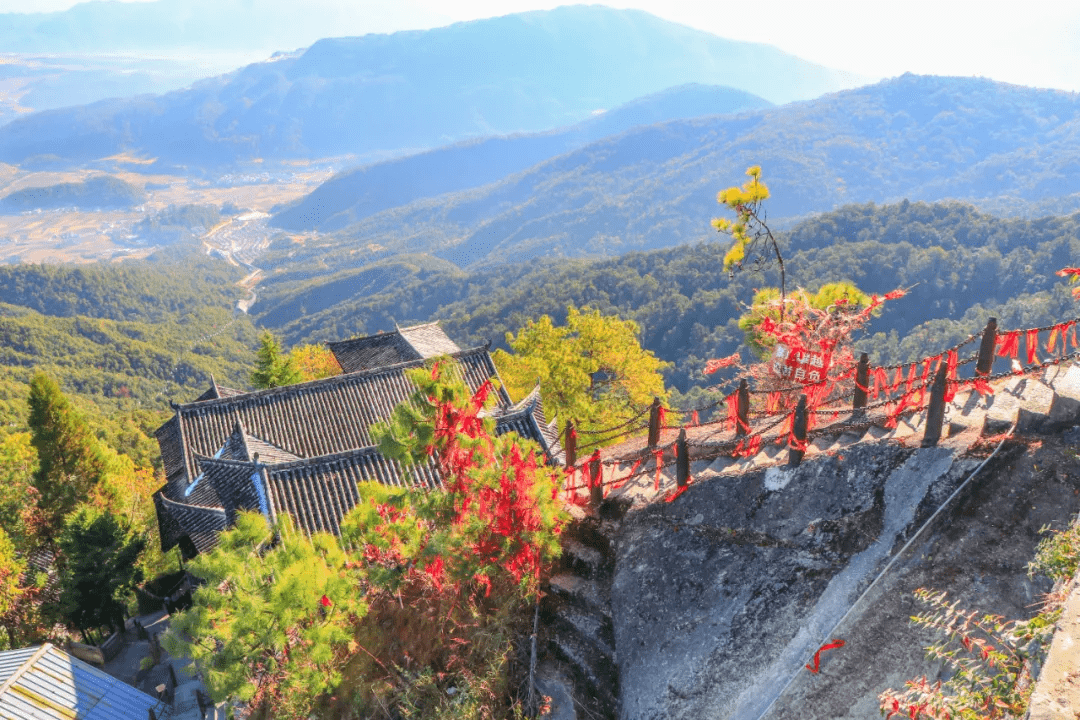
[153,323,560,558]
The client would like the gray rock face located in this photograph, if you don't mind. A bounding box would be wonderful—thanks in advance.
[610,442,962,720]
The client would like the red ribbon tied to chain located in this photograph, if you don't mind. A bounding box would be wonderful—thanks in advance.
[653,449,664,492]
[996,331,1019,359]
[805,639,845,673]
[1026,328,1040,366]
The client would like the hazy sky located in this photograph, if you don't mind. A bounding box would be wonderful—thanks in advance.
[3,0,1079,93]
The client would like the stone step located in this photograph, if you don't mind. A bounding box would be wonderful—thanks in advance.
[547,625,619,715]
[556,605,616,660]
[561,539,607,580]
[1047,364,1080,427]
[828,431,864,451]
[984,376,1055,433]
[549,573,612,619]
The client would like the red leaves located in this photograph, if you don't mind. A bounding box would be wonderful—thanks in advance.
[805,639,845,673]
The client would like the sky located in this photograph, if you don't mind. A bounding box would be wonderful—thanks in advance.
[2,0,1079,93]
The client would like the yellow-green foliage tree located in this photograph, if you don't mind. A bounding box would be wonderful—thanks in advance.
[288,343,342,382]
[713,165,787,313]
[493,306,669,437]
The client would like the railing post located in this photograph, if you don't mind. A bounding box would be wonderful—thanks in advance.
[563,420,576,469]
[647,396,661,447]
[976,317,998,376]
[853,352,869,412]
[736,379,750,437]
[588,449,603,508]
[788,394,808,468]
[922,361,949,447]
[676,428,690,489]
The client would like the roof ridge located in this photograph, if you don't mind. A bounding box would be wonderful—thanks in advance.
[176,344,493,411]
[157,493,227,515]
[0,643,50,701]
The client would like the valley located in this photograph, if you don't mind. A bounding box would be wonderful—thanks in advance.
[2,3,1080,720]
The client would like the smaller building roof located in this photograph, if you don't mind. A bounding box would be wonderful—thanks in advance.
[328,323,461,373]
[0,643,162,720]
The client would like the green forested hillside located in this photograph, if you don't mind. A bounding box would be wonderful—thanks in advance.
[0,249,258,431]
[258,201,1080,399]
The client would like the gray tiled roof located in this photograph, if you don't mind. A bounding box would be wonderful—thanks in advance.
[328,323,461,373]
[156,346,508,497]
[154,335,560,555]
[155,494,227,554]
[156,402,557,552]
[0,643,160,719]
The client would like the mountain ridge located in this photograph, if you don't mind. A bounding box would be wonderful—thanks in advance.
[0,5,860,169]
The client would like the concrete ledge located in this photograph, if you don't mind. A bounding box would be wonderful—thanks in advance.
[1028,575,1080,720]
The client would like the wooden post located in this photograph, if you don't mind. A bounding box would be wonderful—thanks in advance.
[853,353,869,412]
[647,396,662,447]
[676,428,690,488]
[976,317,998,376]
[563,420,576,469]
[922,361,949,447]
[736,379,750,437]
[788,394,808,468]
[588,450,603,508]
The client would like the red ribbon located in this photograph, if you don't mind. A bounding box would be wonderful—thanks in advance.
[589,449,602,491]
[872,367,889,399]
[665,482,691,503]
[691,410,699,427]
[610,457,644,492]
[726,391,749,434]
[766,392,782,414]
[653,449,664,491]
[805,639,845,673]
[973,378,995,396]
[320,594,332,607]
[657,406,668,429]
[945,350,959,402]
[1026,329,1039,366]
[734,434,760,458]
[996,331,1020,359]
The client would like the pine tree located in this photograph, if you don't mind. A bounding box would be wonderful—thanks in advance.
[163,512,362,716]
[27,373,107,539]
[250,331,302,389]
[57,507,144,643]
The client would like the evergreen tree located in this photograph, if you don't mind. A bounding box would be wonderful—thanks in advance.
[163,512,361,717]
[250,331,302,389]
[27,373,107,539]
[57,507,144,643]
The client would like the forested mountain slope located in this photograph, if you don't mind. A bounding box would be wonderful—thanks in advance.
[257,201,1080,398]
[0,248,257,427]
[270,83,771,232]
[263,74,1080,277]
[0,6,855,169]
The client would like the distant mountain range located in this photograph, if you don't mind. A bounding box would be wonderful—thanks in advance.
[0,5,860,169]
[262,74,1080,279]
[272,83,772,232]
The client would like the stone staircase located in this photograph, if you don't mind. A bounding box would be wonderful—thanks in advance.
[539,361,1080,719]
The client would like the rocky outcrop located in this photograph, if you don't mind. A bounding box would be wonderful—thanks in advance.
[540,362,1080,719]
